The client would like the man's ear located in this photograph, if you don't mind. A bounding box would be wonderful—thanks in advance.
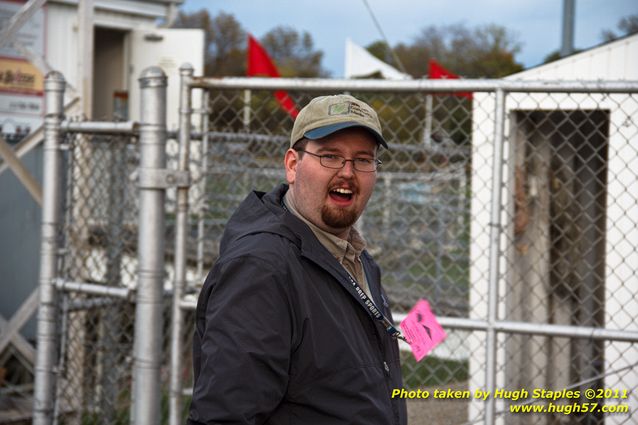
[284,149,298,184]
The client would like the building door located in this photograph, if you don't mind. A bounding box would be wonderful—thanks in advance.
[128,28,204,130]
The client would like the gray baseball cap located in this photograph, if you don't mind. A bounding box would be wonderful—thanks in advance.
[290,94,388,148]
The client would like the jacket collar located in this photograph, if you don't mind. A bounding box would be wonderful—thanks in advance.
[263,184,386,318]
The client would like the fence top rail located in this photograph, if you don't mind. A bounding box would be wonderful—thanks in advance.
[61,120,139,135]
[189,76,638,94]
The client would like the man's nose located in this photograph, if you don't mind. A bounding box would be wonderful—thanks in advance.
[337,160,356,177]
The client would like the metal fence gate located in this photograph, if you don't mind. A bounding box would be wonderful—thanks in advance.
[31,66,638,425]
[33,68,176,425]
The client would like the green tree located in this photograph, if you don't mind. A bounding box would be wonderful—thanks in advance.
[172,9,246,76]
[365,40,393,64]
[260,26,330,77]
[372,23,523,78]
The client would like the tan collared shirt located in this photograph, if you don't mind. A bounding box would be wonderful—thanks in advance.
[283,193,373,301]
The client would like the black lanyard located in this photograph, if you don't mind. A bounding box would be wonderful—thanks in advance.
[345,273,408,343]
[281,198,407,343]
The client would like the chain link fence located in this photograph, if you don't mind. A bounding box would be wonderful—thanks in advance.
[482,92,638,425]
[26,69,638,425]
[176,85,479,424]
[28,70,172,425]
[54,132,138,423]
[177,78,638,425]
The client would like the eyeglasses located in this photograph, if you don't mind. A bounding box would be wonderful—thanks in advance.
[296,149,381,172]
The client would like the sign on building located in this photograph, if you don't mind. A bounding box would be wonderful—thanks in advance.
[0,0,46,145]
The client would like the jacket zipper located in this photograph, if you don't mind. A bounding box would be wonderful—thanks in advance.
[304,255,402,424]
[371,320,400,425]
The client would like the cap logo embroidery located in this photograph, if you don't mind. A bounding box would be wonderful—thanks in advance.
[328,101,373,120]
[328,102,351,116]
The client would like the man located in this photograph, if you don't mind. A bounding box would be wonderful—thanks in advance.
[189,94,408,425]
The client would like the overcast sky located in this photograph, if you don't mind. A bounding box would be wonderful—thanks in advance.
[181,0,638,77]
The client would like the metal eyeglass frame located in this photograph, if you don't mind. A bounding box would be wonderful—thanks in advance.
[295,149,382,172]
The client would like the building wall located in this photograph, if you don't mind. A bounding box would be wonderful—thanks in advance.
[46,1,159,101]
[513,34,638,81]
[469,35,638,424]
[0,146,43,340]
[0,0,179,347]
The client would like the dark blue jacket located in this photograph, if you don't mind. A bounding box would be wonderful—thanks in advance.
[188,184,407,425]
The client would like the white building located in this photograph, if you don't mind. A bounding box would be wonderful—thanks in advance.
[469,34,638,424]
[0,4,203,417]
[1,0,203,136]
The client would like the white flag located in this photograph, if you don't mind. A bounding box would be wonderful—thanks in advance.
[344,38,412,80]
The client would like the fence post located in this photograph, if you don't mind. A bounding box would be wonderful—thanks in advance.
[196,89,210,278]
[130,66,168,425]
[168,63,193,425]
[33,71,65,425]
[484,88,507,425]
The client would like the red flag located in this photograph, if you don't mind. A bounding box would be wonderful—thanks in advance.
[428,59,472,99]
[247,34,299,118]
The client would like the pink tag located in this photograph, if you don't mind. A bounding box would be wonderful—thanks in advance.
[400,299,447,362]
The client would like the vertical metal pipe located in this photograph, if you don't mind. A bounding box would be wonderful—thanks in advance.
[168,63,194,425]
[130,67,167,425]
[77,0,94,118]
[382,174,391,234]
[52,296,70,422]
[100,137,126,421]
[33,71,66,425]
[484,88,506,425]
[243,89,251,131]
[434,203,444,302]
[424,94,433,147]
[561,0,575,57]
[196,90,210,279]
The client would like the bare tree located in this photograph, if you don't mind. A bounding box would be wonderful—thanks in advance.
[260,26,330,78]
[544,14,638,64]
[601,14,638,42]
[173,9,246,76]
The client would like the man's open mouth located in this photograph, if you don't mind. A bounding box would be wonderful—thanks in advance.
[329,187,354,202]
